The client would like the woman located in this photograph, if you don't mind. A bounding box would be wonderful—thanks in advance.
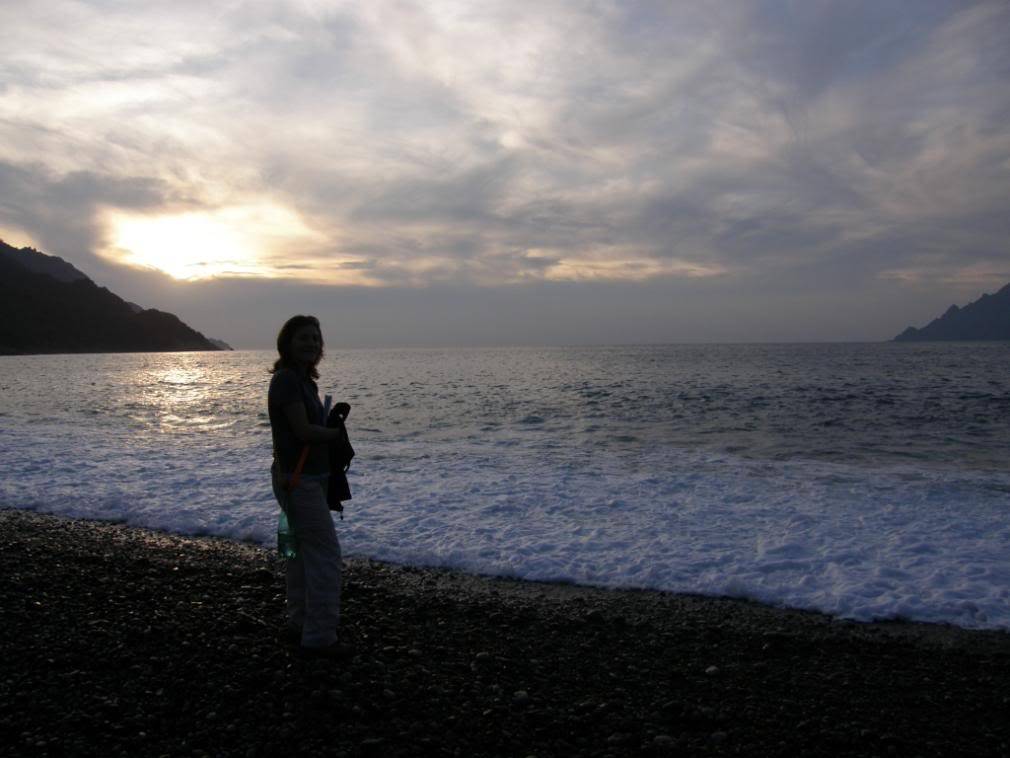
[268,315,351,657]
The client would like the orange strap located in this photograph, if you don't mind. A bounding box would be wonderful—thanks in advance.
[287,445,311,492]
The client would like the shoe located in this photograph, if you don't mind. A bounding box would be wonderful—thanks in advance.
[298,639,354,660]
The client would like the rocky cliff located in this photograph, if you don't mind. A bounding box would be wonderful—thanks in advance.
[0,239,223,354]
[894,283,1010,341]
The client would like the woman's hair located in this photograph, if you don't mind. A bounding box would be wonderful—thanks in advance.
[271,314,324,379]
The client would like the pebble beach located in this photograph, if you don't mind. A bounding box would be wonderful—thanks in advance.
[2,508,1008,757]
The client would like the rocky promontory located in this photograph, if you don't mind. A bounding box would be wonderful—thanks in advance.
[895,282,1010,341]
[0,239,223,354]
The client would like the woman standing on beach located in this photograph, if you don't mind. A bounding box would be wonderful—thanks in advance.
[268,315,350,657]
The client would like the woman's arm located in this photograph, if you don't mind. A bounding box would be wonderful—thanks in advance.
[282,401,345,444]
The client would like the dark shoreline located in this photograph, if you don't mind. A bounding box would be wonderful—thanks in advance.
[3,509,1008,757]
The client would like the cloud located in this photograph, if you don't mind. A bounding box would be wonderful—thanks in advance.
[0,160,168,260]
[1,0,1008,342]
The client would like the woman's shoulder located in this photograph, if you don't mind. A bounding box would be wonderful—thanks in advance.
[269,366,303,397]
[271,366,318,393]
[271,365,298,378]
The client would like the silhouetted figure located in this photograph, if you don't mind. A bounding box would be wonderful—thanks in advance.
[268,315,352,658]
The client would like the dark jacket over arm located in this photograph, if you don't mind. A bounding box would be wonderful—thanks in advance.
[326,405,355,510]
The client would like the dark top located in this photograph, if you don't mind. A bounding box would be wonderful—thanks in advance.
[268,368,329,475]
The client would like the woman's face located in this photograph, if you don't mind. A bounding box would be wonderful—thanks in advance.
[290,324,322,366]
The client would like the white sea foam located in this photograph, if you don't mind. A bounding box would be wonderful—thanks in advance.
[1,347,1008,631]
[2,421,1008,630]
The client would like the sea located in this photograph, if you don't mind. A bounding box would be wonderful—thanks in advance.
[1,343,1008,630]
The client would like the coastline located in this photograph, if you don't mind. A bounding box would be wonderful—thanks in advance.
[3,508,1007,757]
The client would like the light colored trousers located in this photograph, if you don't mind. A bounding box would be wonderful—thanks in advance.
[285,477,342,648]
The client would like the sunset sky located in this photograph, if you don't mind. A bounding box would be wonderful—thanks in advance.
[2,0,1009,347]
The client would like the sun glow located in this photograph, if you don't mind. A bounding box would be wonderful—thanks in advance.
[106,204,321,281]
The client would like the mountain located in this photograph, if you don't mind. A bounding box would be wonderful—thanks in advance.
[894,283,1010,341]
[4,243,89,283]
[0,239,223,354]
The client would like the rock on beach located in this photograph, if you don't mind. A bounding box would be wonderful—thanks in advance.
[1,508,1008,757]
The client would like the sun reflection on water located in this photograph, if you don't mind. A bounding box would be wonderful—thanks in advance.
[125,353,252,435]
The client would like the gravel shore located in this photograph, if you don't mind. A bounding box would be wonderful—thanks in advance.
[2,508,1008,757]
